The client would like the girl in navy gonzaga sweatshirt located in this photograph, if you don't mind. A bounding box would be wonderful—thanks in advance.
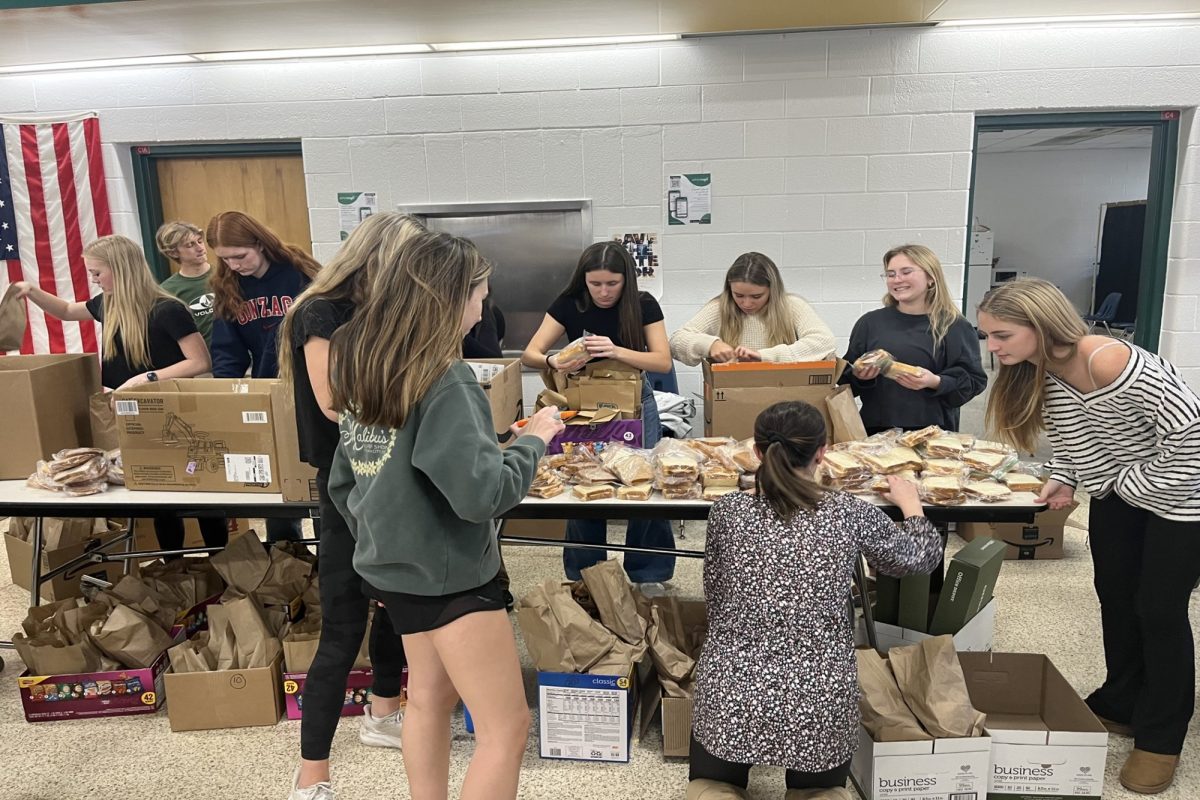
[207,210,321,543]
[206,211,321,379]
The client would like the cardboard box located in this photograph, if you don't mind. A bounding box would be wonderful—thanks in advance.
[5,526,128,601]
[165,653,284,731]
[115,378,285,493]
[130,516,255,552]
[929,536,1006,636]
[702,359,848,442]
[282,667,408,721]
[850,722,991,800]
[467,359,525,444]
[18,647,171,722]
[958,504,1078,561]
[268,382,320,503]
[873,572,933,631]
[635,599,706,757]
[960,652,1108,800]
[865,597,997,654]
[502,518,567,540]
[548,419,643,454]
[0,353,101,479]
[538,668,638,762]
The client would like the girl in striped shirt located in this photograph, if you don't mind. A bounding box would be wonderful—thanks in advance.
[978,278,1200,796]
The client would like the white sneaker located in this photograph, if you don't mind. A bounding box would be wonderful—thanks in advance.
[637,581,669,597]
[289,768,335,800]
[359,702,404,749]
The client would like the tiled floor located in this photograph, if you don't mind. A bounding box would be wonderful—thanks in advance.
[1,358,1196,799]
[2,505,1199,799]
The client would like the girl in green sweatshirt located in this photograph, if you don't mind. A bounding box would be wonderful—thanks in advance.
[327,230,563,800]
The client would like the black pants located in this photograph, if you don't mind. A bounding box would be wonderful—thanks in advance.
[1085,493,1200,755]
[300,468,408,761]
[689,734,851,791]
[152,515,228,553]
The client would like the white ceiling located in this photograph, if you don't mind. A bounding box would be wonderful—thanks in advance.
[977,127,1154,153]
[0,0,1198,69]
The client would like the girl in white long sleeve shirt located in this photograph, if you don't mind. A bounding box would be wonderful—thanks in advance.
[670,252,835,365]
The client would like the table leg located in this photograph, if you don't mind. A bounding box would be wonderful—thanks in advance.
[30,515,44,607]
[854,556,879,653]
[123,516,135,576]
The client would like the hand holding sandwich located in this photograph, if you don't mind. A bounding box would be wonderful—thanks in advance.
[892,368,940,391]
[882,474,925,518]
[516,406,567,445]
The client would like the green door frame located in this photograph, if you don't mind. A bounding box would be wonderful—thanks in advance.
[130,142,302,280]
[965,110,1179,352]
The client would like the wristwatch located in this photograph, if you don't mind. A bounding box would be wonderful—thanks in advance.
[146,371,158,382]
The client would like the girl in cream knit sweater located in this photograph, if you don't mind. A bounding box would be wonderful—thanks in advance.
[669,252,835,365]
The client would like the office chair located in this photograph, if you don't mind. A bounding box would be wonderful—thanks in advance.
[1083,292,1122,335]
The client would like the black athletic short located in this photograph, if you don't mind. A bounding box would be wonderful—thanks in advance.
[364,575,506,635]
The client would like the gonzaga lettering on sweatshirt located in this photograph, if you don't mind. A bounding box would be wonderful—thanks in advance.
[211,262,310,378]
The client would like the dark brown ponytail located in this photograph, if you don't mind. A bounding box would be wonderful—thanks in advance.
[754,400,827,520]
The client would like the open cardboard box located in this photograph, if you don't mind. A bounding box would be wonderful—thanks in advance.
[960,652,1108,799]
[702,359,862,442]
[0,353,100,479]
[165,652,284,732]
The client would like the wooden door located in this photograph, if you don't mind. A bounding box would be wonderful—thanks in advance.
[155,155,312,274]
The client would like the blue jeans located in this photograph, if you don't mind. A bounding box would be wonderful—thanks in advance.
[563,380,676,584]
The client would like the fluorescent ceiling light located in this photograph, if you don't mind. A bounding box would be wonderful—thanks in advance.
[431,34,679,52]
[0,54,197,75]
[939,12,1200,26]
[194,44,431,62]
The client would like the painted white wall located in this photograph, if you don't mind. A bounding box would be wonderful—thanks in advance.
[973,147,1151,314]
[2,23,1200,390]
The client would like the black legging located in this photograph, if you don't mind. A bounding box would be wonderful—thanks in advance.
[689,734,851,791]
[152,515,228,553]
[300,468,408,761]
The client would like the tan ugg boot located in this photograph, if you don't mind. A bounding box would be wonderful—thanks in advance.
[783,787,853,800]
[1120,749,1179,794]
[685,779,749,800]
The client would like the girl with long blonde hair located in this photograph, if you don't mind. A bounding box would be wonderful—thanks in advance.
[12,234,220,553]
[979,279,1200,794]
[844,244,986,433]
[279,213,424,800]
[670,252,835,365]
[14,234,210,389]
[327,230,563,800]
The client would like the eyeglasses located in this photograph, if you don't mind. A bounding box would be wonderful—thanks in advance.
[881,268,920,280]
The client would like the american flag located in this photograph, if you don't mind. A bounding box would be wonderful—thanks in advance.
[1,114,110,355]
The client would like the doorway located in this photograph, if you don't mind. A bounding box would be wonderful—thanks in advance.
[964,111,1179,351]
[131,143,311,280]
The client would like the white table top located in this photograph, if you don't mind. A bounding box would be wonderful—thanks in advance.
[0,480,302,513]
[0,480,1045,521]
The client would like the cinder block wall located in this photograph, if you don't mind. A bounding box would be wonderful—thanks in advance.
[2,23,1199,399]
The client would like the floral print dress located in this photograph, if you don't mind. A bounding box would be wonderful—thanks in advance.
[691,490,943,772]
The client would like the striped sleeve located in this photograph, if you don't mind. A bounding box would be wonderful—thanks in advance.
[1115,360,1200,511]
[1042,414,1079,489]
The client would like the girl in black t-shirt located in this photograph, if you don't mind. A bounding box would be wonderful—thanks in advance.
[13,234,223,553]
[277,213,421,800]
[522,241,677,586]
[15,235,210,391]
